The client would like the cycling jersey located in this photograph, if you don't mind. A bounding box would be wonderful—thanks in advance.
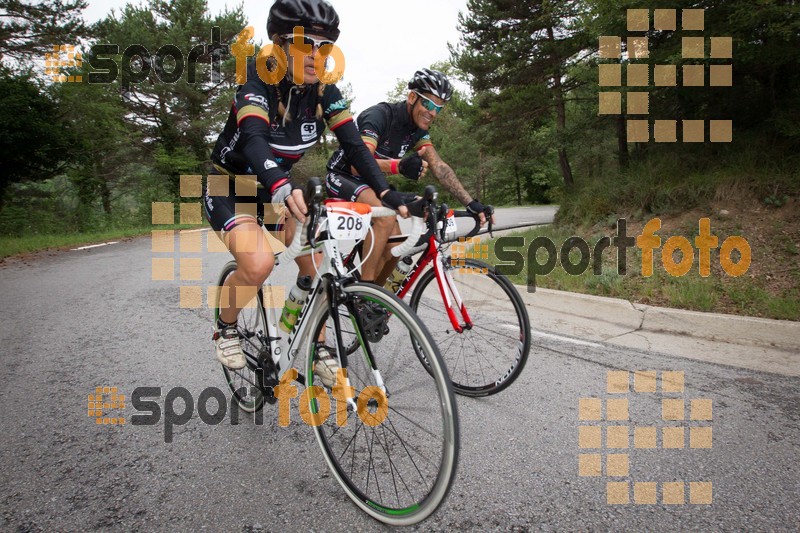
[327,101,434,180]
[209,60,389,196]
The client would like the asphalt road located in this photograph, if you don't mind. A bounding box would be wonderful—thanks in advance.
[0,206,797,531]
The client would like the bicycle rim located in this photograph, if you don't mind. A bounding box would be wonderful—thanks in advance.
[216,261,266,413]
[409,258,531,397]
[306,283,459,526]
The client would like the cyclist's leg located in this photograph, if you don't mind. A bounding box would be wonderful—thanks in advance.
[206,182,275,367]
[375,222,403,287]
[326,171,394,284]
[220,222,275,323]
[354,187,396,284]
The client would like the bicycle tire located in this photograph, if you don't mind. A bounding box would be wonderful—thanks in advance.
[304,282,459,526]
[324,302,360,356]
[215,261,267,413]
[409,258,531,397]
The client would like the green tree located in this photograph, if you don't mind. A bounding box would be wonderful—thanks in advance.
[0,0,88,65]
[95,0,246,196]
[54,76,142,228]
[0,75,75,208]
[454,0,593,187]
[386,78,408,103]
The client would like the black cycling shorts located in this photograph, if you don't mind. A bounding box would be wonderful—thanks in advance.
[325,172,371,202]
[203,167,284,235]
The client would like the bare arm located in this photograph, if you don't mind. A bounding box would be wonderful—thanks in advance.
[420,145,472,206]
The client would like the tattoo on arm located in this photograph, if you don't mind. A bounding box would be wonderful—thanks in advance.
[427,149,472,205]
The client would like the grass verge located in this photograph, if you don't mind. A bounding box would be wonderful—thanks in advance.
[0,225,205,259]
[480,222,800,322]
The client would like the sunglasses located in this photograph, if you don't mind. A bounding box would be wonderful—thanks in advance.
[413,91,445,114]
[281,34,335,50]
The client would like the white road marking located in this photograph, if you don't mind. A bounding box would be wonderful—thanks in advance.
[530,330,604,348]
[501,323,604,347]
[72,242,119,251]
[180,228,210,234]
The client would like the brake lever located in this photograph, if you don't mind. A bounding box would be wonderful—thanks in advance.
[437,203,449,241]
[405,185,438,218]
[486,205,494,238]
[305,178,323,248]
[428,202,439,241]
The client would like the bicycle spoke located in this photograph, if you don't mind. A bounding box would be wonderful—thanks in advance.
[384,414,433,490]
[385,404,444,447]
[409,259,530,396]
[313,282,457,523]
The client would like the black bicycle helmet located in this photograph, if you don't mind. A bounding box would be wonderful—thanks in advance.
[408,68,454,102]
[267,0,340,41]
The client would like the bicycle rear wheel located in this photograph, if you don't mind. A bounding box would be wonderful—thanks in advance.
[305,283,459,526]
[409,258,531,397]
[215,261,267,413]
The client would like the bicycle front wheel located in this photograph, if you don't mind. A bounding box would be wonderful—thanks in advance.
[409,258,531,397]
[305,283,459,526]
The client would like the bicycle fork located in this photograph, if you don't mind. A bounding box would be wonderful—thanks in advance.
[433,255,473,333]
[329,280,388,405]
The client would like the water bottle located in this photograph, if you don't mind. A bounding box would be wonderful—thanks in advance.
[384,256,413,293]
[279,275,312,333]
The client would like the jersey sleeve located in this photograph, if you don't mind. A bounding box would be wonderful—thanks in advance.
[324,87,390,194]
[234,62,289,193]
[355,104,389,150]
[234,63,271,127]
[322,84,354,132]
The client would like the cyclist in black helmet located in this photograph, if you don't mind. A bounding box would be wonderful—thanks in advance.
[326,68,494,287]
[206,0,407,379]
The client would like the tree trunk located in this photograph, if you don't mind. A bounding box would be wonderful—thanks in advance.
[616,114,629,168]
[548,26,574,187]
[101,179,112,215]
[478,150,485,201]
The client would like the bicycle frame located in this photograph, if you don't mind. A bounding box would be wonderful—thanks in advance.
[258,218,388,407]
[346,232,474,334]
[267,236,339,380]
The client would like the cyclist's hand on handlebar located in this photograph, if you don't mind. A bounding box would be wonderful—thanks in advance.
[283,185,308,223]
[467,199,492,227]
[380,189,410,219]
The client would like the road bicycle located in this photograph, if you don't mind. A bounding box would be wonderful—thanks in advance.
[338,193,531,397]
[213,179,459,525]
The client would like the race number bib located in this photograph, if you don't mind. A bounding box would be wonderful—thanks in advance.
[326,203,372,240]
[444,211,457,237]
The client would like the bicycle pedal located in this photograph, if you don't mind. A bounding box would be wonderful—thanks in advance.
[355,301,390,343]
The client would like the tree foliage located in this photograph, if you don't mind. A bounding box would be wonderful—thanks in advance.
[0,75,75,208]
[0,0,89,64]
